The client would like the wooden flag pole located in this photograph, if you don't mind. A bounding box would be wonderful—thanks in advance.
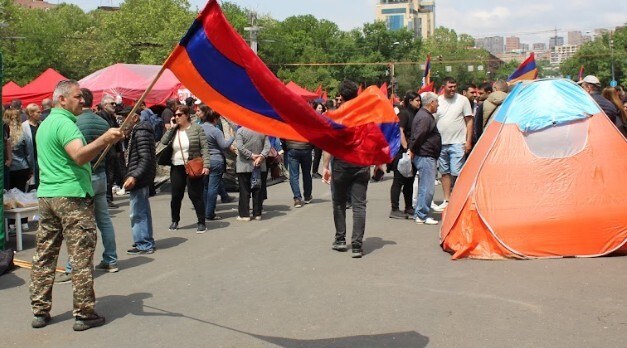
[93,64,170,170]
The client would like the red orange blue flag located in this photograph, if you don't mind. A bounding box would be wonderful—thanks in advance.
[422,54,431,87]
[507,53,538,83]
[163,0,398,165]
[578,65,584,81]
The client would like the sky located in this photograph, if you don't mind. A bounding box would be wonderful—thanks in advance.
[59,0,626,45]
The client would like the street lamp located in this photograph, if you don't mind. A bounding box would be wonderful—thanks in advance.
[610,30,616,87]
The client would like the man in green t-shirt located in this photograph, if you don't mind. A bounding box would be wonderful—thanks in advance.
[29,80,123,331]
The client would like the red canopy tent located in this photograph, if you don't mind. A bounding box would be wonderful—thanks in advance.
[285,81,318,101]
[2,68,68,105]
[2,81,22,99]
[79,64,183,106]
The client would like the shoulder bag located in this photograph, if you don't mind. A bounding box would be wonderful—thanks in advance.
[178,130,205,179]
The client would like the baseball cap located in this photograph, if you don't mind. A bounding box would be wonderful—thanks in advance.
[577,75,600,85]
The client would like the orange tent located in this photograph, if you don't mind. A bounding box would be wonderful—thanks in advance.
[440,79,627,260]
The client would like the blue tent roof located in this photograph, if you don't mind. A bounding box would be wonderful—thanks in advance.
[493,79,601,133]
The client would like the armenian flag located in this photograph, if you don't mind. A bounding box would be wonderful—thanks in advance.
[507,53,538,83]
[422,54,431,87]
[163,0,398,165]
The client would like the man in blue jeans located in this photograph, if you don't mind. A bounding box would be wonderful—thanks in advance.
[123,110,157,254]
[408,92,442,225]
[56,88,119,283]
[285,139,313,207]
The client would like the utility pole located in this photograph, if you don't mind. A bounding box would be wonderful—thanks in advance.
[244,12,261,54]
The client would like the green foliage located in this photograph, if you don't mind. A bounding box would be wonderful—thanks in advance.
[2,0,621,98]
[561,26,626,86]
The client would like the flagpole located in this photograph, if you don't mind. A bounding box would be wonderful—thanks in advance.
[93,63,170,170]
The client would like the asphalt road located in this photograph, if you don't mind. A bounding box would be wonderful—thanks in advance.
[2,173,626,347]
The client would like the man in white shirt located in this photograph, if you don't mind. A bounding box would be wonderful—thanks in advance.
[433,77,473,212]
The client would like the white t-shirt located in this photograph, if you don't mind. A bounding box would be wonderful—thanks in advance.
[171,129,190,166]
[435,93,473,145]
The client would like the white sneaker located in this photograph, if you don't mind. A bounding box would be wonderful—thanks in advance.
[115,187,126,196]
[432,201,448,212]
[430,201,438,209]
[415,217,439,225]
[236,216,251,222]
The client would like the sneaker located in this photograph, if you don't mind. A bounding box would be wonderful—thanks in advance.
[404,208,415,216]
[115,187,126,196]
[415,217,439,225]
[236,216,251,221]
[94,261,119,273]
[126,247,155,255]
[107,201,119,209]
[253,216,262,221]
[294,199,304,208]
[304,196,313,204]
[55,272,72,284]
[332,241,348,252]
[312,172,322,179]
[389,209,407,219]
[221,196,235,204]
[22,223,29,231]
[430,201,438,210]
[432,201,448,212]
[196,223,207,234]
[206,215,222,221]
[73,313,105,331]
[168,222,178,231]
[351,247,363,258]
[31,313,52,329]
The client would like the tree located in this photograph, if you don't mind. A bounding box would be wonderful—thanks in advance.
[561,26,626,87]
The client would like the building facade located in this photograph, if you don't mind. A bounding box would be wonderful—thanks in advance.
[550,44,579,65]
[505,36,521,52]
[475,36,504,55]
[14,0,55,9]
[549,36,564,50]
[375,0,435,39]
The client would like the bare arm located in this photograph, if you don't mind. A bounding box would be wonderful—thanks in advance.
[65,128,124,166]
[464,115,474,153]
[321,151,332,184]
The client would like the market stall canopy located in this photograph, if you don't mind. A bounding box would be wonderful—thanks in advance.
[79,64,183,106]
[2,68,67,105]
[285,81,318,101]
[2,81,22,99]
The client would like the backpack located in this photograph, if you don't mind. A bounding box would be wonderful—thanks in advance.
[0,248,15,276]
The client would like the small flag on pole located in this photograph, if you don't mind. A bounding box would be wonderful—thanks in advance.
[578,65,584,81]
[507,53,538,83]
[422,54,431,87]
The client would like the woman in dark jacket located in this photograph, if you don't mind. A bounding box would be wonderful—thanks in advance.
[123,112,157,254]
[160,105,210,233]
[389,91,421,219]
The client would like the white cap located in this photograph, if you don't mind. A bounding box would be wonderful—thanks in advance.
[577,75,600,85]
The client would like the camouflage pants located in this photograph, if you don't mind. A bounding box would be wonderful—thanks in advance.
[30,197,98,318]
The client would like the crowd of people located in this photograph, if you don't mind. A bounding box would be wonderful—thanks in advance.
[3,75,626,331]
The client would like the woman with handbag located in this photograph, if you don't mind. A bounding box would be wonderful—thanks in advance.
[160,105,210,233]
[235,126,271,221]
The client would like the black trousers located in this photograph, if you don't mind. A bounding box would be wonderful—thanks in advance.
[237,172,263,218]
[390,168,414,211]
[170,165,205,224]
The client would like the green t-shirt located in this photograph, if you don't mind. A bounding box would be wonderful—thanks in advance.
[36,108,93,198]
